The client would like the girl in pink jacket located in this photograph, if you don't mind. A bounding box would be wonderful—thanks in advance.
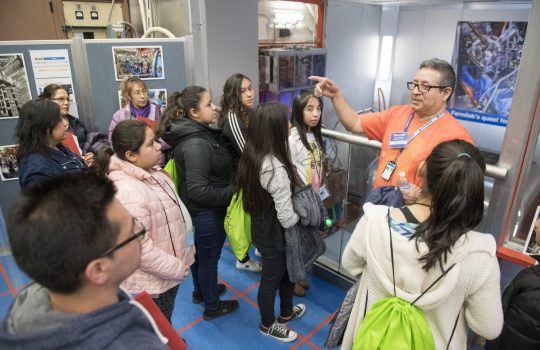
[95,119,195,322]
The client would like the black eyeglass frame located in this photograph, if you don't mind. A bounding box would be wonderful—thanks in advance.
[406,81,449,93]
[98,218,146,258]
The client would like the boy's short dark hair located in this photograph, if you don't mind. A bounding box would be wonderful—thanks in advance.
[7,173,119,293]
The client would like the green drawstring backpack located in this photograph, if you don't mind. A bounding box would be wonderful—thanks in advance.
[224,191,252,261]
[353,209,459,350]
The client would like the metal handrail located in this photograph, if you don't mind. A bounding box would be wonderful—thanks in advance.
[321,128,508,180]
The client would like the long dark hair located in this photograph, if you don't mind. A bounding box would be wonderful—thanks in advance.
[219,73,253,126]
[156,86,207,138]
[237,102,298,214]
[93,120,148,176]
[15,99,62,159]
[291,89,323,152]
[412,139,486,270]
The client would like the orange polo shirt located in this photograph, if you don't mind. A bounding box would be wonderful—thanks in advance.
[360,105,474,188]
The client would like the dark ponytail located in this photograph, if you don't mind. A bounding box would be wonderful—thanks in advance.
[156,86,207,138]
[412,139,486,271]
[92,120,148,176]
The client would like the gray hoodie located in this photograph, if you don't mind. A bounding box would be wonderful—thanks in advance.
[0,283,168,350]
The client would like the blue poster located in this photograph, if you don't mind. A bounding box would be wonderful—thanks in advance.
[449,21,528,127]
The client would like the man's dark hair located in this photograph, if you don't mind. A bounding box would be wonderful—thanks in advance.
[7,173,119,294]
[419,58,456,100]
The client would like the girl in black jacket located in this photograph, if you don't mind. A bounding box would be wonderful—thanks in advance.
[158,86,238,320]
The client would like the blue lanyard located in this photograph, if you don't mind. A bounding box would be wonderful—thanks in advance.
[396,109,446,158]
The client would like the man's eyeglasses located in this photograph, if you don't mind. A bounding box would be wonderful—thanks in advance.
[51,97,70,103]
[406,82,448,93]
[99,218,146,258]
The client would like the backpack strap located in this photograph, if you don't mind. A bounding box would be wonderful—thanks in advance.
[386,209,397,297]
[411,263,456,306]
[399,206,420,224]
[446,310,461,350]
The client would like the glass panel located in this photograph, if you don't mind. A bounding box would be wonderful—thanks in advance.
[505,130,540,254]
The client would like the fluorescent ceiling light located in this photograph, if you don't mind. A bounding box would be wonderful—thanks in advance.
[274,12,304,22]
[378,36,393,80]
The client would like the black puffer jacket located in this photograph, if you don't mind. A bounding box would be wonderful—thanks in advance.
[485,265,540,350]
[161,117,235,215]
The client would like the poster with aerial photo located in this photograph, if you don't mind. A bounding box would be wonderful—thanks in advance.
[117,88,167,109]
[112,46,164,81]
[0,145,19,181]
[0,54,32,119]
[449,21,528,128]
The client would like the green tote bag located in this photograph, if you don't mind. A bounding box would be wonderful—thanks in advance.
[224,191,252,260]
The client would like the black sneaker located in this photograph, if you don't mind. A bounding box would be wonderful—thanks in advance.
[259,322,298,342]
[203,300,239,320]
[277,303,306,324]
[192,283,226,304]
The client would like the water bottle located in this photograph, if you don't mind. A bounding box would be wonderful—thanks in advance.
[397,171,410,192]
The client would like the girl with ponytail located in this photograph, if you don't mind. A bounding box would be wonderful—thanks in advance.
[158,86,238,320]
[340,139,503,350]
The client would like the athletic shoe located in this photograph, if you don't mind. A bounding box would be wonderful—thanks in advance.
[236,258,262,272]
[277,303,306,324]
[192,283,226,304]
[203,300,239,320]
[255,248,262,257]
[259,322,298,342]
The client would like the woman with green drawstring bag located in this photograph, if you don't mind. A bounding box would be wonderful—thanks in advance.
[338,140,503,350]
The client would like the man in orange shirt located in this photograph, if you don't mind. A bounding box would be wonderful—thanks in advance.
[310,58,473,202]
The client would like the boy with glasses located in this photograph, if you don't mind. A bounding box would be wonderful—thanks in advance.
[0,173,168,349]
[310,58,473,203]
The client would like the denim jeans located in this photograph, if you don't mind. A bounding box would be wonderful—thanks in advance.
[191,209,226,311]
[257,249,294,327]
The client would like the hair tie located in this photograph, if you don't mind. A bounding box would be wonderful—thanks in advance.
[457,153,471,159]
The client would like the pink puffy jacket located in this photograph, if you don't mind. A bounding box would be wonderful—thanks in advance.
[108,155,193,295]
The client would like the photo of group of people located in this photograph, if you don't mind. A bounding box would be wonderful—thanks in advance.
[112,46,165,81]
[0,145,18,181]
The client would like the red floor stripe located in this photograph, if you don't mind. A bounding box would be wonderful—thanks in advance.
[176,277,260,335]
[0,262,16,297]
[0,282,31,298]
[177,316,203,334]
[291,309,337,350]
[218,277,259,309]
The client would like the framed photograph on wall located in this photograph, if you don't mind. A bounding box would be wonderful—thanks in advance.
[0,54,32,119]
[523,205,540,255]
[112,46,165,81]
[0,144,19,181]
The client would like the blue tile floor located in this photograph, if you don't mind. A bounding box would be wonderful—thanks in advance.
[0,244,346,350]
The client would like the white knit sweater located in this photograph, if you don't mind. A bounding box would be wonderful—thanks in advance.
[341,203,503,350]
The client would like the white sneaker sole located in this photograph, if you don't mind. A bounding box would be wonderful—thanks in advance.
[235,262,262,272]
[259,329,298,342]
